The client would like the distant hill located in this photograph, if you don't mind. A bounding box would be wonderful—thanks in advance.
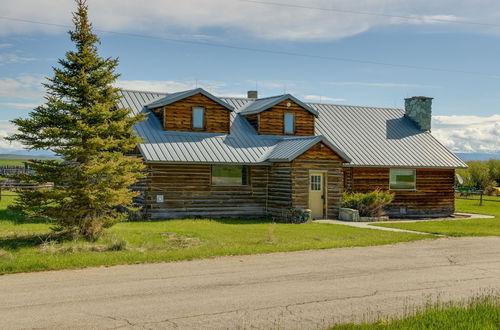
[0,154,59,160]
[455,152,500,161]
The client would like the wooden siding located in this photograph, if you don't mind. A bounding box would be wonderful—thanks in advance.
[143,143,344,219]
[291,143,344,218]
[161,93,231,133]
[344,167,455,217]
[250,99,315,136]
[144,164,268,219]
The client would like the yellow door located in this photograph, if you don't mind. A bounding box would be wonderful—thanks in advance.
[309,172,325,219]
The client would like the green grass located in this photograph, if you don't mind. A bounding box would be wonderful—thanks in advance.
[0,194,432,275]
[0,159,27,166]
[371,199,500,236]
[331,295,500,330]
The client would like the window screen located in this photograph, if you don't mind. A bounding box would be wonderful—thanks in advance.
[192,107,204,129]
[390,169,416,190]
[212,165,248,186]
[284,113,295,134]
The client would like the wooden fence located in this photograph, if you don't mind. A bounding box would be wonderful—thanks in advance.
[0,165,30,176]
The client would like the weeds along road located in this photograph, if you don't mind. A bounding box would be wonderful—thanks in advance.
[1,237,499,329]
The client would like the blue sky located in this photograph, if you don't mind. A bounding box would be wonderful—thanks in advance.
[0,0,499,155]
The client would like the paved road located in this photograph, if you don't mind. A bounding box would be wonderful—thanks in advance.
[1,237,499,330]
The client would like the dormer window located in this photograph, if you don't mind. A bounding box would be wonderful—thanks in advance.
[284,113,295,134]
[192,107,205,130]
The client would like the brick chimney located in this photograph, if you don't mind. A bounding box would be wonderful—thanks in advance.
[404,96,433,132]
[247,90,258,99]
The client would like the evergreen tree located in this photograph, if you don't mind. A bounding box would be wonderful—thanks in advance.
[8,0,145,240]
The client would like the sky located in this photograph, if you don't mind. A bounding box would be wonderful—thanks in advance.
[0,0,499,155]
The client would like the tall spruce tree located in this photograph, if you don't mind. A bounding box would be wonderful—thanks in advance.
[8,0,145,240]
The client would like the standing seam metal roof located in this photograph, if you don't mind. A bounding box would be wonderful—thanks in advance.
[118,89,467,168]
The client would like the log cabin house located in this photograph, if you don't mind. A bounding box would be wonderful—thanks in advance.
[118,88,466,220]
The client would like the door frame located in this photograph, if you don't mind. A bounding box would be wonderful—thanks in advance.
[308,170,328,219]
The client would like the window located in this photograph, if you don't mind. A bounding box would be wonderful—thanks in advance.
[212,165,248,186]
[284,113,295,134]
[390,169,416,190]
[310,175,322,191]
[192,107,205,129]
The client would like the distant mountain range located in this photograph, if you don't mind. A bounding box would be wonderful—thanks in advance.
[455,152,500,161]
[0,153,58,160]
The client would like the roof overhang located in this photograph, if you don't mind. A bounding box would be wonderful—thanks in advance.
[239,94,319,117]
[145,88,235,111]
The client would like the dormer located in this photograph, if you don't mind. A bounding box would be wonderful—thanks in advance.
[240,94,318,136]
[146,88,234,133]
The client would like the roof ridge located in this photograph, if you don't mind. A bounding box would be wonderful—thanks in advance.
[120,89,169,95]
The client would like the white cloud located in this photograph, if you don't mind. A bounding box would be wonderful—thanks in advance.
[303,95,345,102]
[432,115,500,153]
[0,43,13,48]
[0,102,40,109]
[0,0,497,41]
[0,75,45,100]
[0,53,35,64]
[0,121,23,152]
[115,79,227,95]
[327,81,437,88]
[391,14,461,25]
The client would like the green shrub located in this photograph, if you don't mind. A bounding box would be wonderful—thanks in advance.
[342,190,394,217]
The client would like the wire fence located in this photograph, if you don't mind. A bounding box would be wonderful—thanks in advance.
[456,191,500,204]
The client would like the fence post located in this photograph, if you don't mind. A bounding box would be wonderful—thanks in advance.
[479,190,483,206]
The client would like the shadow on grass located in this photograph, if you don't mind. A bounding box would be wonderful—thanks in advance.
[0,208,54,225]
[0,232,69,251]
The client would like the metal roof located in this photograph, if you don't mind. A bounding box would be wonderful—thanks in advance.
[145,88,234,111]
[119,89,467,168]
[265,136,351,162]
[238,94,319,116]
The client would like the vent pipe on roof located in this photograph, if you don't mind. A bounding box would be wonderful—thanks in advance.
[247,90,258,99]
[404,96,433,132]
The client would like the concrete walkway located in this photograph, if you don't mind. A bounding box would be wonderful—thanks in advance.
[314,219,442,236]
[315,212,495,236]
[1,237,499,329]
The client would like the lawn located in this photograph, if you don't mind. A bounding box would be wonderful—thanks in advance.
[0,159,27,166]
[0,194,430,275]
[331,294,500,330]
[371,199,500,236]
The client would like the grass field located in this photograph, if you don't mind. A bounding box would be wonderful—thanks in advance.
[372,199,500,236]
[331,295,500,330]
[0,194,431,275]
[0,159,27,166]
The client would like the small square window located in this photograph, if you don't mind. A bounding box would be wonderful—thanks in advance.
[284,113,295,134]
[192,107,205,129]
[390,169,416,190]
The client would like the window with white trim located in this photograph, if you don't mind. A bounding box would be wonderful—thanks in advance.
[390,169,416,190]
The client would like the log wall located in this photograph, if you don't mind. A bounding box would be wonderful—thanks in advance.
[144,164,268,219]
[291,143,344,218]
[344,167,455,217]
[249,99,315,136]
[143,143,344,220]
[161,93,231,133]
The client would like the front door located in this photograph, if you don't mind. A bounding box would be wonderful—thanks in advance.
[309,171,325,219]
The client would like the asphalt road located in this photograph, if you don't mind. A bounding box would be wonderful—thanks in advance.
[1,237,499,329]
